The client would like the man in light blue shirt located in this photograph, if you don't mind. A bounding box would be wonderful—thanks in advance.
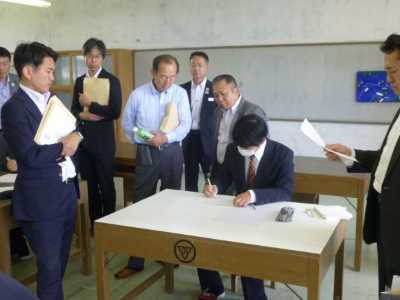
[0,47,19,159]
[116,54,191,279]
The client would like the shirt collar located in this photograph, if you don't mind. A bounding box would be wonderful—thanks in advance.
[20,83,51,105]
[150,81,174,96]
[230,95,242,113]
[254,139,267,161]
[86,67,102,78]
[191,77,207,89]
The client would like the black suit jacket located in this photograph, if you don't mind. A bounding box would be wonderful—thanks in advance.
[181,80,217,162]
[217,139,294,204]
[350,107,400,280]
[71,68,122,155]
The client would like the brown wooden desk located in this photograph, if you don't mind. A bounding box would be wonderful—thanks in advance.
[95,190,346,300]
[0,180,92,281]
[294,156,370,271]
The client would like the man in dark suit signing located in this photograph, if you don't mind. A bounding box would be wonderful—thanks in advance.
[199,114,294,300]
[181,51,217,191]
[325,33,400,294]
[71,38,122,226]
[211,74,267,182]
[2,42,82,300]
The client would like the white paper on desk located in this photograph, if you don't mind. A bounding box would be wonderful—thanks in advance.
[315,205,353,220]
[0,173,17,184]
[214,206,269,226]
[34,96,76,145]
[300,119,358,162]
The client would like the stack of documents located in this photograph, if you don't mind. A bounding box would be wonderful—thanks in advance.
[312,205,353,220]
[0,173,17,184]
[34,96,76,145]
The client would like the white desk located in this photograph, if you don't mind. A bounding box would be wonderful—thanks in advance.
[95,189,346,300]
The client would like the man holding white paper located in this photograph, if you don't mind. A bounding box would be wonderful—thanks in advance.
[326,34,400,294]
[1,42,81,300]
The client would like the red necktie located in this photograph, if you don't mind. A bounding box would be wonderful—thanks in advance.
[247,155,256,188]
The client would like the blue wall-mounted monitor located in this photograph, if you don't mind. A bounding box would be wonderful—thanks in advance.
[356,71,399,103]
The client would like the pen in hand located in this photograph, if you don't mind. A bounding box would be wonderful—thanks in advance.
[204,173,217,197]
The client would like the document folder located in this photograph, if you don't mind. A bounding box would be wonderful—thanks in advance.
[83,77,110,106]
[160,102,179,133]
[34,96,76,145]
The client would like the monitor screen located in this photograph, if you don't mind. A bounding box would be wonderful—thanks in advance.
[356,71,399,103]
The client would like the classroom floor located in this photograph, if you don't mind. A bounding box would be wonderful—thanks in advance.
[11,178,380,300]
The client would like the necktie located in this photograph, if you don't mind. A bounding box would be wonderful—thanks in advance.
[247,155,256,188]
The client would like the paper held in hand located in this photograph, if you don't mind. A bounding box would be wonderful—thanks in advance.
[34,96,76,145]
[83,77,110,106]
[159,102,179,133]
[300,118,358,162]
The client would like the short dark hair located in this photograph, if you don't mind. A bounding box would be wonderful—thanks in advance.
[13,42,58,78]
[83,38,106,58]
[232,114,268,148]
[190,51,209,63]
[152,54,179,73]
[212,74,238,87]
[381,34,400,55]
[0,47,11,60]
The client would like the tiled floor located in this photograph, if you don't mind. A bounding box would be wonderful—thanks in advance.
[12,179,381,299]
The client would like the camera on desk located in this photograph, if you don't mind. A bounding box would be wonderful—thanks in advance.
[275,207,294,222]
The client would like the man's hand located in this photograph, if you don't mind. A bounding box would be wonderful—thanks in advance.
[79,111,103,121]
[325,144,352,161]
[203,184,218,198]
[233,191,253,207]
[79,93,91,107]
[147,132,168,148]
[60,132,82,157]
[6,158,17,172]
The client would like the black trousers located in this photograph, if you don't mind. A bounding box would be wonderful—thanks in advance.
[78,147,116,225]
[197,268,268,300]
[183,130,210,192]
[128,143,183,270]
[9,228,30,258]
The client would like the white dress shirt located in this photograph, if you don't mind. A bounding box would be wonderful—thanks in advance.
[216,96,242,164]
[244,140,267,203]
[20,84,50,114]
[190,77,206,130]
[86,67,102,78]
[373,114,400,193]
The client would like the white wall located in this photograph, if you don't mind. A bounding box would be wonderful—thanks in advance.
[1,0,400,50]
[269,120,388,157]
[0,0,397,156]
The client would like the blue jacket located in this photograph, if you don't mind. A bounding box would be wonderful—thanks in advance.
[1,88,78,221]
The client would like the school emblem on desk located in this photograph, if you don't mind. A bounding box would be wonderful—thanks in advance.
[174,239,196,263]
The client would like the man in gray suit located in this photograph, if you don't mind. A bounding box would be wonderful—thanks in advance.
[211,74,267,181]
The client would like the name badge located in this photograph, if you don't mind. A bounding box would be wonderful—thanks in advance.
[208,97,214,102]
